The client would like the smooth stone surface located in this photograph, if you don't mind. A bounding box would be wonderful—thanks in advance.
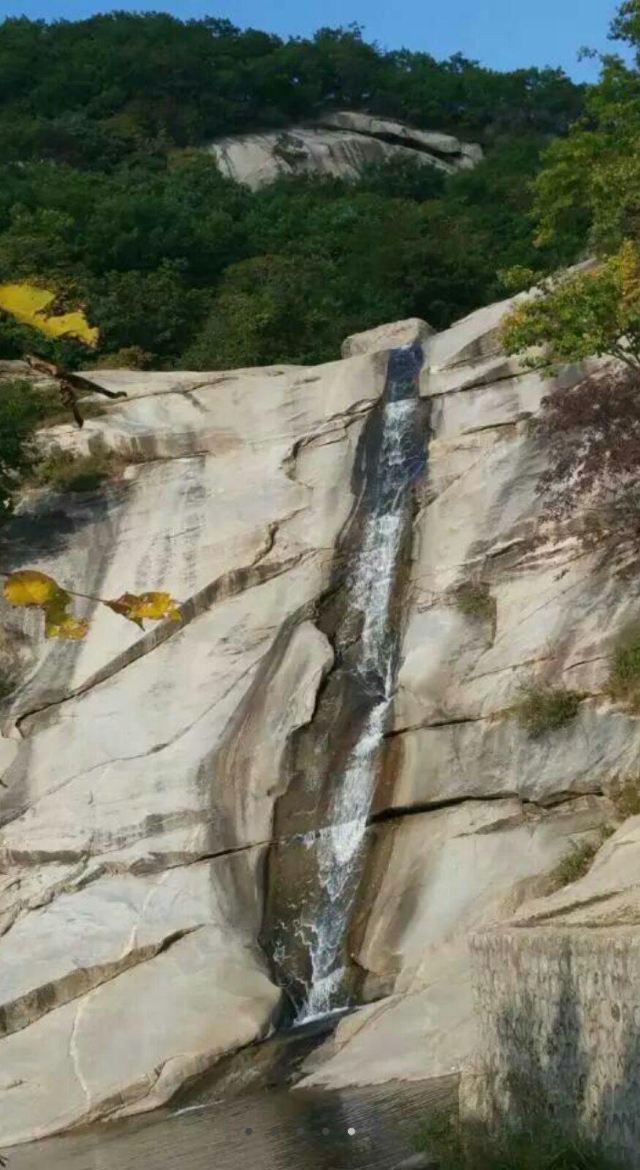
[2,279,637,1142]
[300,797,612,1089]
[209,111,482,189]
[342,318,435,359]
[0,349,383,1143]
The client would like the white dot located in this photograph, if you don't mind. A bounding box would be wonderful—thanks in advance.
[347,1127,356,1136]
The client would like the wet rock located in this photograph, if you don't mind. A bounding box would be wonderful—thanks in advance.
[299,797,613,1090]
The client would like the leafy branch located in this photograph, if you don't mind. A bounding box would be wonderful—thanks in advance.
[501,242,640,375]
[2,570,181,640]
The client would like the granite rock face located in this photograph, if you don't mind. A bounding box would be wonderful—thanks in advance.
[209,110,482,188]
[0,294,635,1144]
[0,354,380,1145]
[299,300,635,1093]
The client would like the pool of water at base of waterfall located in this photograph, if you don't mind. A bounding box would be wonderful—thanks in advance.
[6,1079,454,1170]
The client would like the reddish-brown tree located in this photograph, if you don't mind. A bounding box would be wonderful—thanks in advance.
[535,365,640,566]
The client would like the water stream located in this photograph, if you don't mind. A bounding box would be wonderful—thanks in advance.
[296,344,426,1021]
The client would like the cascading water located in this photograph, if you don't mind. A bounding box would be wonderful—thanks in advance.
[262,343,427,1024]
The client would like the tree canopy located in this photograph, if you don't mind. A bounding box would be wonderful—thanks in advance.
[503,2,640,370]
[0,12,586,371]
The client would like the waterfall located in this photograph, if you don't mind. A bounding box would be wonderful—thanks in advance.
[297,343,425,1022]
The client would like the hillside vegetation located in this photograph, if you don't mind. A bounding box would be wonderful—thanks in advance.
[0,13,589,370]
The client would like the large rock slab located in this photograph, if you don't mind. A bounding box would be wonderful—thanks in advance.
[300,796,612,1089]
[0,349,385,1143]
[306,292,637,1090]
[1,925,278,1147]
[385,295,640,810]
[209,111,482,189]
[1,283,637,1143]
[342,318,435,359]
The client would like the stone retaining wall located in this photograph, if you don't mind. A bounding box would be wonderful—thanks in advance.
[464,926,640,1161]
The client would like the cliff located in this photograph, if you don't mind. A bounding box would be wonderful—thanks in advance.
[0,294,634,1147]
[209,110,482,188]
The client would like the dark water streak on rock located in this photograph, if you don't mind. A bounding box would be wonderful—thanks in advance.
[261,344,429,1021]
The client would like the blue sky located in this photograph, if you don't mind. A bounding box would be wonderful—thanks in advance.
[0,0,626,82]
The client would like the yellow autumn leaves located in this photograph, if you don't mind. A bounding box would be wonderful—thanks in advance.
[0,288,177,641]
[3,570,180,640]
[106,591,182,629]
[4,570,88,639]
[0,284,99,347]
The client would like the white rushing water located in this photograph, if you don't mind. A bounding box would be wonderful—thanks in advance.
[298,351,424,1022]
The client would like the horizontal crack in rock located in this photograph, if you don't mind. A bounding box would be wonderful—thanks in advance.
[368,790,608,827]
[14,526,314,737]
[0,924,202,1041]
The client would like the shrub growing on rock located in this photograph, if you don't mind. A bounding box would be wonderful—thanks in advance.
[611,777,640,818]
[454,581,496,625]
[33,449,116,493]
[608,623,640,708]
[501,242,640,375]
[549,839,601,889]
[514,683,582,737]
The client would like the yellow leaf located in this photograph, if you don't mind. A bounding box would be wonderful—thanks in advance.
[4,570,88,640]
[0,283,99,348]
[4,570,68,608]
[106,591,181,628]
[43,599,89,640]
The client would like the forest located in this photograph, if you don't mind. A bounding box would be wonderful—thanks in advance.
[0,13,589,370]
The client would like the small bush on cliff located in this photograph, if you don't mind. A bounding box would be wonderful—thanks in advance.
[33,449,116,493]
[454,581,497,625]
[514,683,582,737]
[611,777,640,819]
[550,839,601,889]
[608,623,640,709]
[416,1108,620,1169]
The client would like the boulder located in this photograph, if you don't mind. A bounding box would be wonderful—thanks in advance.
[342,318,435,358]
[209,111,482,189]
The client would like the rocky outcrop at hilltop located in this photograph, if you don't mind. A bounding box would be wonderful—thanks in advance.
[209,110,482,188]
[0,292,636,1147]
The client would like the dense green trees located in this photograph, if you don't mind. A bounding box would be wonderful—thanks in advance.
[0,12,587,370]
[502,243,640,373]
[503,0,640,365]
[498,2,640,570]
[0,15,583,164]
[531,0,640,258]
